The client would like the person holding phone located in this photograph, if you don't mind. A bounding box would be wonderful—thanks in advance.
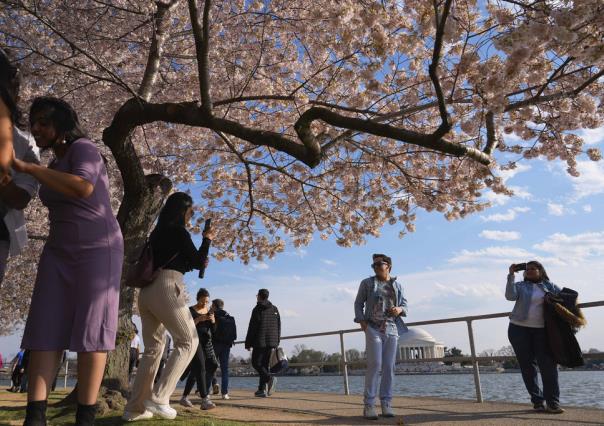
[506,260,564,413]
[354,254,407,420]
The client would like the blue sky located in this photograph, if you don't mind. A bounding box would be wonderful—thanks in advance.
[1,128,603,362]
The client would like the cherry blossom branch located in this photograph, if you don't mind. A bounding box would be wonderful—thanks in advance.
[533,57,573,99]
[188,0,213,115]
[138,0,180,101]
[483,111,497,155]
[429,0,453,139]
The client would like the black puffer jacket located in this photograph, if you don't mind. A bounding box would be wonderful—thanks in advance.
[245,300,281,349]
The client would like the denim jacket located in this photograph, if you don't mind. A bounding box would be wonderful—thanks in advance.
[354,276,408,336]
[505,274,561,322]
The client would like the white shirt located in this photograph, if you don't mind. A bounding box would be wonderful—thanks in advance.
[511,285,545,328]
[130,334,141,349]
[3,128,40,256]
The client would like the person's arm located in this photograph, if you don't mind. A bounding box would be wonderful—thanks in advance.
[5,131,40,209]
[353,280,368,331]
[277,307,281,345]
[390,282,408,317]
[178,228,213,270]
[245,308,259,349]
[0,100,13,184]
[505,265,518,301]
[11,160,93,198]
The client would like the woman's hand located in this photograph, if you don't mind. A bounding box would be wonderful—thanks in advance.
[11,150,30,174]
[388,306,403,317]
[359,320,368,331]
[508,264,516,275]
[203,225,216,240]
[208,312,215,324]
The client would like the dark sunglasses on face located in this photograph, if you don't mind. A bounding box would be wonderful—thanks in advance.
[372,261,389,268]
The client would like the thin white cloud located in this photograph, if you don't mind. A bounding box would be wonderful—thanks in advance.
[583,204,592,213]
[481,207,530,222]
[281,309,300,318]
[448,246,535,264]
[570,161,604,200]
[533,231,604,266]
[479,230,521,241]
[249,262,269,271]
[577,127,604,146]
[322,286,357,302]
[434,282,501,298]
[547,202,566,216]
[321,259,337,266]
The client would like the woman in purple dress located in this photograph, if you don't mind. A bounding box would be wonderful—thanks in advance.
[13,97,123,426]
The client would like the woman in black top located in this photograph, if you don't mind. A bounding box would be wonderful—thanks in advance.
[123,192,215,421]
[179,288,219,410]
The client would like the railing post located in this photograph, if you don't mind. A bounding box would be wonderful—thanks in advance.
[339,331,350,395]
[64,360,69,389]
[466,320,483,402]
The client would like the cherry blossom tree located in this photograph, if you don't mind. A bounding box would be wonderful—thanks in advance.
[1,0,602,392]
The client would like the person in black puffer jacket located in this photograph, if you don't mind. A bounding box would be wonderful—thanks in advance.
[245,288,281,397]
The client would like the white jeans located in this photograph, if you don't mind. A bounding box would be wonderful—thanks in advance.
[364,325,398,406]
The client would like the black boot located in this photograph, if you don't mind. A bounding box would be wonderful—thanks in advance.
[23,400,47,426]
[75,403,97,426]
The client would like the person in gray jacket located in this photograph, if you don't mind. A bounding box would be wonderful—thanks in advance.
[506,260,563,414]
[354,253,407,420]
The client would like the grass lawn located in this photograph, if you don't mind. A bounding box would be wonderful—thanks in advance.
[0,390,246,426]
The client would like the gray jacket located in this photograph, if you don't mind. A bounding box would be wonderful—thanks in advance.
[354,276,408,336]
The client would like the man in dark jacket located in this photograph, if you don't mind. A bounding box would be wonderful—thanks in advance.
[245,288,281,397]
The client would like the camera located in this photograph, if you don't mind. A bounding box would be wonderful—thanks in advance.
[513,263,527,272]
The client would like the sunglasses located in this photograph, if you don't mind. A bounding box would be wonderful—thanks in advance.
[371,261,389,268]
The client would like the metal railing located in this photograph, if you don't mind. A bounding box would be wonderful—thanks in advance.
[236,300,604,402]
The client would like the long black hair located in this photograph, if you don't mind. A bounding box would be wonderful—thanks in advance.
[526,260,550,282]
[0,48,22,127]
[156,192,193,228]
[29,96,87,145]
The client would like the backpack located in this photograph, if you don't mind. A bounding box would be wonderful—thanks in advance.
[213,313,237,345]
[124,239,177,288]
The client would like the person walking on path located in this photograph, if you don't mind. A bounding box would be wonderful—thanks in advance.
[179,288,218,410]
[211,298,237,399]
[123,192,215,422]
[506,261,564,414]
[0,49,40,284]
[354,253,408,420]
[245,289,280,398]
[129,329,141,381]
[15,97,124,426]
[8,349,25,392]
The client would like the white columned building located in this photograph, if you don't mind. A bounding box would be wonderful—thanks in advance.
[397,328,445,361]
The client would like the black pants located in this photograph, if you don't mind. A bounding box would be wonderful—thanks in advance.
[251,347,273,391]
[128,348,138,378]
[183,342,217,398]
[508,323,559,406]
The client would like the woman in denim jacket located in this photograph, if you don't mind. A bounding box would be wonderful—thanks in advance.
[354,253,407,420]
[506,260,563,414]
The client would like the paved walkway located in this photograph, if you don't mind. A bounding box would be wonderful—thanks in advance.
[184,389,604,425]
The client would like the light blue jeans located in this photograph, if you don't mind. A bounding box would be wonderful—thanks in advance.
[364,325,398,406]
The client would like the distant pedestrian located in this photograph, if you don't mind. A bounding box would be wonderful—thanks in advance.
[245,289,280,398]
[123,192,215,422]
[8,349,25,392]
[354,253,408,420]
[129,329,141,381]
[506,261,564,414]
[16,97,124,426]
[211,298,237,399]
[179,288,219,410]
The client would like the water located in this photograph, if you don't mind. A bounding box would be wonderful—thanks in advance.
[224,371,604,409]
[3,371,602,409]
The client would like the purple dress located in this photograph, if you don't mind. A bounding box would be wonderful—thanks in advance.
[22,138,123,352]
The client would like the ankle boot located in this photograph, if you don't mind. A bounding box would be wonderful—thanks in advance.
[23,400,47,426]
[75,403,97,426]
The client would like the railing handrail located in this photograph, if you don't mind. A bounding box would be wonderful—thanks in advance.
[234,300,604,344]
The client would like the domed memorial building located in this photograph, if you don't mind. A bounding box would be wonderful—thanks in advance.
[397,327,445,361]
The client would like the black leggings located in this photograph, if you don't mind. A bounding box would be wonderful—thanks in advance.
[183,342,218,398]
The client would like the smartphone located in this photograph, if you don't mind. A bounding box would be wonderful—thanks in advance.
[513,263,527,272]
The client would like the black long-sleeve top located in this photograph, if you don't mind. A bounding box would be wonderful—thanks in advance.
[150,224,211,274]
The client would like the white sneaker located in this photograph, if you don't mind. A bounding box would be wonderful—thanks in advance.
[363,405,378,420]
[381,401,395,417]
[179,397,194,408]
[122,410,153,421]
[201,397,216,410]
[143,399,177,420]
[221,393,230,400]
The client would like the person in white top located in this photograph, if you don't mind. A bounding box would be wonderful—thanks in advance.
[506,261,564,414]
[129,328,141,380]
